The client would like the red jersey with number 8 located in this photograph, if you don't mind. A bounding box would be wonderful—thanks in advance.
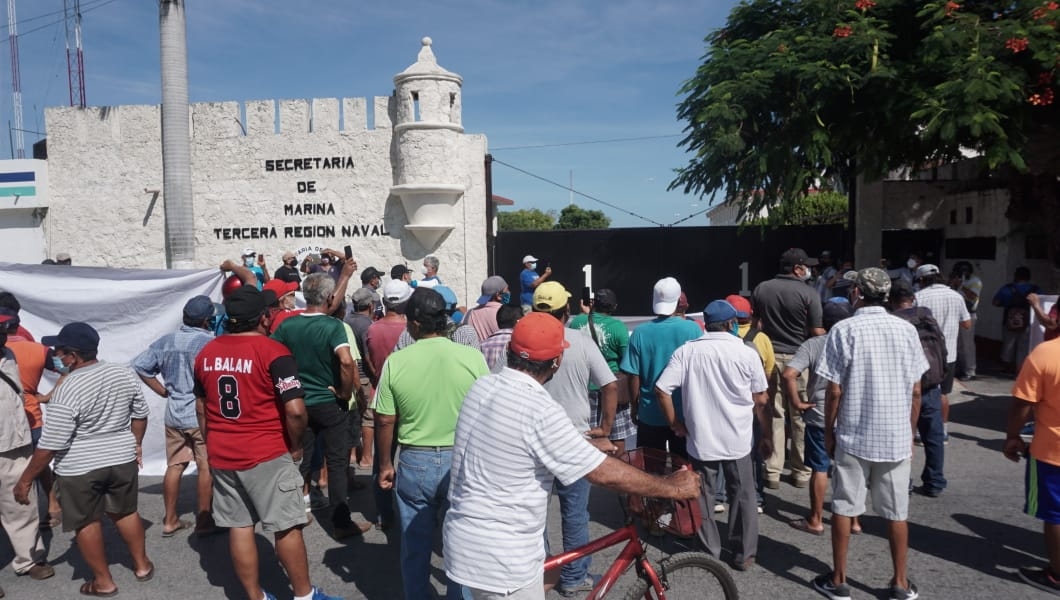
[194,334,304,470]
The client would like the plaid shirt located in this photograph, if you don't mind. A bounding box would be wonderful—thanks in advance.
[817,306,928,462]
[132,325,214,429]
[479,328,513,372]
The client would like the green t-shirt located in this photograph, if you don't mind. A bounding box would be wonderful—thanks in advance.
[374,336,489,446]
[271,313,350,407]
[568,312,630,373]
[569,312,630,392]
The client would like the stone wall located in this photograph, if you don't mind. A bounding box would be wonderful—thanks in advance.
[42,95,488,307]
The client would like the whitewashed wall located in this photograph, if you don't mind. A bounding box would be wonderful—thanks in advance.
[42,97,488,307]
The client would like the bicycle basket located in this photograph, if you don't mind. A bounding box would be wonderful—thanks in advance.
[619,447,702,537]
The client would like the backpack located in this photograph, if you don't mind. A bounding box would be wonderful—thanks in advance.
[901,307,948,388]
[1004,283,1032,331]
[741,323,763,353]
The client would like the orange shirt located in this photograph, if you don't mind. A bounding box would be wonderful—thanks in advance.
[1014,338,1060,466]
[6,338,49,430]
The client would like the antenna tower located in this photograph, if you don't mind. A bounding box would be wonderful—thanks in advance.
[7,0,22,158]
[64,0,86,108]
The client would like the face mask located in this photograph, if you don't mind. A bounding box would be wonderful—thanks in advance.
[52,356,69,374]
[500,292,511,304]
[529,262,537,270]
[244,257,255,268]
[798,267,811,281]
[729,321,740,337]
[907,259,917,269]
[421,267,430,276]
[285,258,296,267]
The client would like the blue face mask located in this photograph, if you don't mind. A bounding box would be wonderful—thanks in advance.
[730,321,740,337]
[500,292,511,304]
[52,356,69,374]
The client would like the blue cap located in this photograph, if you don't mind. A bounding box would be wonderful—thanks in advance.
[41,322,100,352]
[703,300,738,324]
[183,295,216,322]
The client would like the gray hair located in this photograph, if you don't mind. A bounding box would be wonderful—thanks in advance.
[424,255,440,271]
[302,273,335,307]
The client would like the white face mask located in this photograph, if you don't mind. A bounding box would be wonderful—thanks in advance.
[421,267,430,276]
[798,266,812,281]
[907,259,917,269]
[529,262,538,270]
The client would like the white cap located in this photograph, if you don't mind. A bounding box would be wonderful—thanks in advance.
[522,255,539,264]
[382,279,413,305]
[241,247,256,257]
[652,277,682,315]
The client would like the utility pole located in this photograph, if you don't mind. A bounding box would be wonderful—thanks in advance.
[8,0,23,158]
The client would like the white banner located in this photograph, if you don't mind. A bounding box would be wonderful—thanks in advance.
[0,263,223,475]
[1030,295,1058,351]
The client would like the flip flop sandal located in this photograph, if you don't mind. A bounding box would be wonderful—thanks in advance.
[80,580,118,597]
[789,518,825,536]
[135,563,155,583]
[161,519,193,537]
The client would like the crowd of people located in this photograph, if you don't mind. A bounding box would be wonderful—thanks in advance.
[0,246,1057,600]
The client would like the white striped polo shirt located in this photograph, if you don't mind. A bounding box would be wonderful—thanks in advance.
[444,367,605,593]
[38,361,150,476]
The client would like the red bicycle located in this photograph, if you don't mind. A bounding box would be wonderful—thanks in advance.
[543,448,738,599]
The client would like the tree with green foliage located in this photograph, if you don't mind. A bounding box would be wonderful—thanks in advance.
[555,205,612,230]
[497,208,555,231]
[671,0,1060,261]
[750,191,849,225]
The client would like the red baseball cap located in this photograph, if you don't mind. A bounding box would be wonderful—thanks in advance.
[725,294,752,319]
[510,312,570,361]
[263,279,298,297]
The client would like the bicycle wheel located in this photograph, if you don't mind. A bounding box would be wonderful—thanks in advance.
[621,552,738,600]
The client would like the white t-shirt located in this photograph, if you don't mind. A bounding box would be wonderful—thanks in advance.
[915,284,971,361]
[444,368,606,593]
[655,332,768,461]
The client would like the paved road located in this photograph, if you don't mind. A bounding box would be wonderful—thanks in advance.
[0,371,1053,599]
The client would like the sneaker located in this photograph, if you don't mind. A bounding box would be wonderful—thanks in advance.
[912,485,941,498]
[714,503,727,513]
[812,572,852,600]
[943,432,950,445]
[310,586,344,600]
[889,580,919,600]
[556,575,599,597]
[309,486,330,510]
[1018,566,1060,595]
[757,505,764,514]
[1021,422,1036,445]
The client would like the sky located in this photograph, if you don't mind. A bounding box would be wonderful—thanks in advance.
[5,0,740,228]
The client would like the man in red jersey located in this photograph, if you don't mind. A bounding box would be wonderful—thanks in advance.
[194,286,341,600]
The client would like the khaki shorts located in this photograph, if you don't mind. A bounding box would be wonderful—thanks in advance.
[831,447,910,521]
[56,460,139,532]
[165,426,209,468]
[211,453,308,533]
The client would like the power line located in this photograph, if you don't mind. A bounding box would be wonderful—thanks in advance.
[491,157,666,227]
[492,134,681,151]
[0,0,118,44]
[0,0,110,31]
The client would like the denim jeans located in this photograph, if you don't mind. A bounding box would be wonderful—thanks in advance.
[917,385,947,492]
[395,447,462,600]
[297,402,352,528]
[545,476,591,588]
[373,430,398,527]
